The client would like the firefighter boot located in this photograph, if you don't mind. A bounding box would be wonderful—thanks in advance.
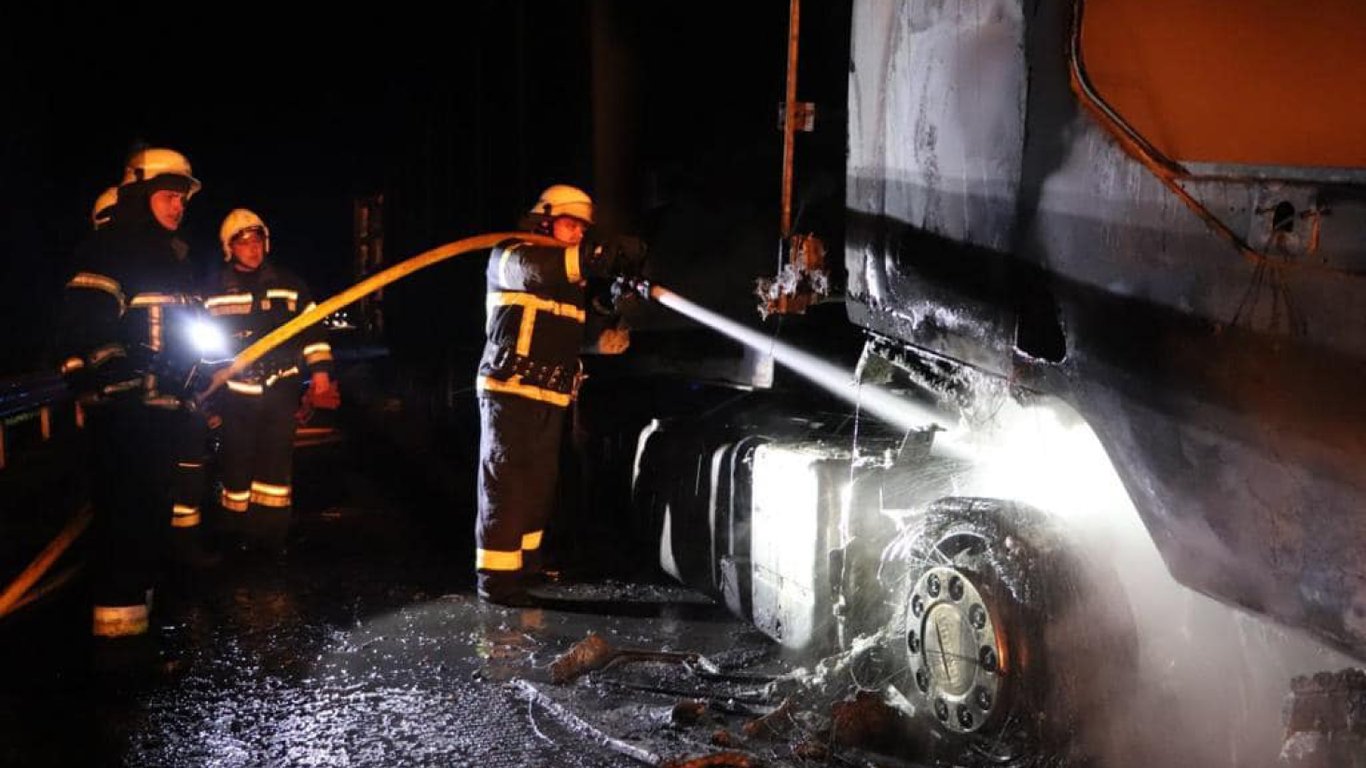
[479,587,538,609]
[90,596,157,679]
[521,549,563,587]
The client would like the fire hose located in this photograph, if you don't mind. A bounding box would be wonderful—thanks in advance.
[0,504,92,619]
[0,232,564,621]
[198,231,564,402]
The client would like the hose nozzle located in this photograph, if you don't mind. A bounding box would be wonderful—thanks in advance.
[611,276,655,305]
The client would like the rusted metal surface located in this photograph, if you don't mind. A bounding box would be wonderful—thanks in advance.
[552,632,741,687]
[755,233,831,317]
[1281,668,1366,767]
[553,631,619,684]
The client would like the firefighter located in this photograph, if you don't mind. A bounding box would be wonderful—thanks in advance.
[87,186,213,567]
[204,208,336,556]
[57,147,207,643]
[475,184,643,605]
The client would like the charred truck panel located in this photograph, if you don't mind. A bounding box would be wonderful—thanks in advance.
[847,0,1366,660]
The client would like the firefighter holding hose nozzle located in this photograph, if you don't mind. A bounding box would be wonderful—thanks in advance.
[474,184,646,606]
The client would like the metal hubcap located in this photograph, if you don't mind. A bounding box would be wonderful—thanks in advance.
[905,566,1001,734]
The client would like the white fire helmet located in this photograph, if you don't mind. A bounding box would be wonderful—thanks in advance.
[219,208,271,261]
[120,147,202,198]
[530,184,594,224]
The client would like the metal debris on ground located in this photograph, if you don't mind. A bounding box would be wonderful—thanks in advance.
[517,678,761,767]
[595,673,775,712]
[550,626,929,763]
[551,631,737,685]
[509,628,938,767]
[550,632,617,684]
[741,696,797,739]
[671,700,709,726]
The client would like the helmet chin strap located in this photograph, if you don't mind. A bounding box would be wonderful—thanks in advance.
[231,261,260,273]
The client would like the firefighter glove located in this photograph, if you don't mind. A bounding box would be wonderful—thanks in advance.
[609,235,648,279]
[581,233,648,280]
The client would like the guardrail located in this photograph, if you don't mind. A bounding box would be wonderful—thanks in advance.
[0,371,74,470]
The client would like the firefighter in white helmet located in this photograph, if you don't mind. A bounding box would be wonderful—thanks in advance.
[203,208,336,555]
[474,184,645,605]
[56,147,213,645]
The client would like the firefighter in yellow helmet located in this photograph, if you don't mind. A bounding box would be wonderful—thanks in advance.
[204,208,336,555]
[474,184,644,605]
[56,147,211,644]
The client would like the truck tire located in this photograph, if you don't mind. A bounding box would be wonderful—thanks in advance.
[883,497,1137,766]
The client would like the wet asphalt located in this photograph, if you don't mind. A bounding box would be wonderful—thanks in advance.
[0,430,862,768]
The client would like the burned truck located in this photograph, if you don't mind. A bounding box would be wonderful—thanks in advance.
[623,0,1366,763]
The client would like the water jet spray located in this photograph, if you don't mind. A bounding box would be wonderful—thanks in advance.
[624,280,970,461]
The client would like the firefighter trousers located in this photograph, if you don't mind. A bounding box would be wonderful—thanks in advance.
[475,393,566,600]
[218,380,298,552]
[170,409,208,535]
[86,397,185,637]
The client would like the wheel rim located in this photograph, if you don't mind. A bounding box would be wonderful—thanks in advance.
[905,565,1002,734]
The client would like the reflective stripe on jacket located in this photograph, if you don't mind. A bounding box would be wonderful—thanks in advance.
[477,238,587,407]
[203,262,333,388]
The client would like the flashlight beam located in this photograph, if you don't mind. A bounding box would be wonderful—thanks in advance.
[199,232,564,402]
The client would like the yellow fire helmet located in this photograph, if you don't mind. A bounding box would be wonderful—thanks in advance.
[120,148,202,198]
[91,186,118,230]
[219,208,271,260]
[530,184,594,224]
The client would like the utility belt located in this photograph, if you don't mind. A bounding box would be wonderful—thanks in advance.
[84,348,197,409]
[224,363,301,396]
[86,377,190,412]
[479,345,584,397]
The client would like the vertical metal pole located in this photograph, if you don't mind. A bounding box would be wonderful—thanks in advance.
[779,0,802,241]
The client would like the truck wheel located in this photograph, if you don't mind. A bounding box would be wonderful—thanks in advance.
[884,497,1136,766]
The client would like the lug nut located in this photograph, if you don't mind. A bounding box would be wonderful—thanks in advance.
[980,645,997,673]
[957,704,974,728]
[927,574,941,597]
[916,668,929,693]
[934,698,949,721]
[907,630,920,653]
[969,603,986,630]
[911,594,924,618]
[948,576,965,601]
[975,686,993,711]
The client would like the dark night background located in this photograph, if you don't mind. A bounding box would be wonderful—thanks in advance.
[0,2,852,378]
